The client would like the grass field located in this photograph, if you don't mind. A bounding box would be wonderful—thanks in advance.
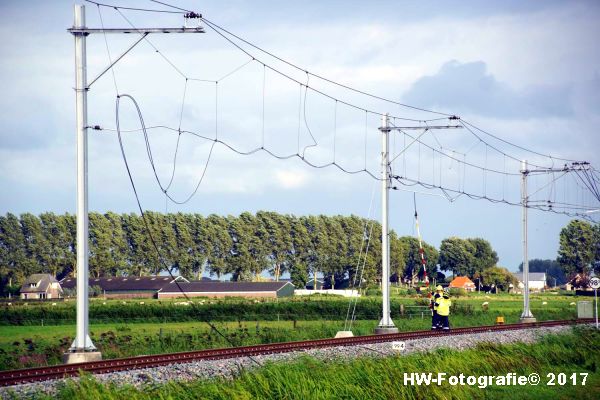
[0,292,587,371]
[6,326,598,400]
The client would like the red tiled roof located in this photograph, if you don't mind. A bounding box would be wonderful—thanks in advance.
[449,276,475,288]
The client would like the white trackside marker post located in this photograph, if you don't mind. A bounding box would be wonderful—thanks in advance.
[590,277,600,329]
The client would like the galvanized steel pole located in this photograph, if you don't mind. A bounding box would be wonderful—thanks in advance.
[376,113,398,334]
[520,160,536,323]
[71,4,96,352]
[64,4,204,363]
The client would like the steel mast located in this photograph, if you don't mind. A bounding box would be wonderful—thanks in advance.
[65,3,204,364]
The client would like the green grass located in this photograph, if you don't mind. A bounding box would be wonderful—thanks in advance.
[0,293,583,371]
[0,292,580,326]
[7,326,598,400]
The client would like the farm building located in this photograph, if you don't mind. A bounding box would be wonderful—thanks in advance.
[449,276,476,292]
[20,274,63,300]
[60,276,189,299]
[513,272,546,291]
[157,281,295,299]
[305,279,325,290]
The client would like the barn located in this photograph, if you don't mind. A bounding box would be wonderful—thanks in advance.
[157,281,295,299]
[513,272,546,292]
[60,276,189,299]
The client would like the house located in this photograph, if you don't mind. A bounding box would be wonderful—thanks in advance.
[566,273,594,290]
[20,274,63,300]
[513,272,546,291]
[60,276,189,299]
[157,281,295,299]
[449,276,476,292]
[305,279,325,290]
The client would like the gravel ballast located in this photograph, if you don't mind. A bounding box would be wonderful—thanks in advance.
[0,324,588,398]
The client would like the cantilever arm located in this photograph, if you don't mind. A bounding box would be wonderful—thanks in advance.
[87,33,148,88]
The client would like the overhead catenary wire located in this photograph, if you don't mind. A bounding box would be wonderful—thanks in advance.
[99,123,381,180]
[199,16,453,118]
[114,96,261,366]
[391,123,521,176]
[115,94,216,205]
[199,15,591,170]
[71,0,600,368]
[343,181,377,332]
[92,0,591,173]
[392,175,597,221]
[107,3,592,182]
[90,1,600,220]
[85,0,186,14]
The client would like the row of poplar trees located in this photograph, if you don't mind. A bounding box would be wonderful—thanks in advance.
[0,211,500,294]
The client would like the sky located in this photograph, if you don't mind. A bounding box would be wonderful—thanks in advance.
[1,0,599,272]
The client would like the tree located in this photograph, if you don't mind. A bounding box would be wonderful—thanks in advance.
[466,238,498,290]
[0,214,30,286]
[170,213,196,279]
[40,212,73,279]
[288,216,311,287]
[322,216,348,289]
[20,213,50,275]
[226,215,254,281]
[189,214,209,280]
[480,266,518,293]
[257,211,291,281]
[89,212,113,278]
[557,220,596,282]
[439,237,475,277]
[240,212,270,280]
[398,236,438,286]
[104,212,128,276]
[202,215,229,280]
[0,215,21,290]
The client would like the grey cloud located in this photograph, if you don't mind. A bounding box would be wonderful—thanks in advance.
[402,60,573,118]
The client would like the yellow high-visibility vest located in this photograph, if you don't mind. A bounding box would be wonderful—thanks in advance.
[437,297,451,316]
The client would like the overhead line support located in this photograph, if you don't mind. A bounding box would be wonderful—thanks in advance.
[65,3,203,364]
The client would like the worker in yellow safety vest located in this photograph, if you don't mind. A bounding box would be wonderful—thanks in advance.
[429,285,443,330]
[435,293,452,331]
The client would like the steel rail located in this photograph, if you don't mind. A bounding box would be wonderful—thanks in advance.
[0,319,592,387]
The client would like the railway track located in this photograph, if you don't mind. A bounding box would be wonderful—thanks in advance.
[0,318,592,387]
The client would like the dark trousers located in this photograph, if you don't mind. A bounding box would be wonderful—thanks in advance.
[431,310,439,329]
[439,315,450,330]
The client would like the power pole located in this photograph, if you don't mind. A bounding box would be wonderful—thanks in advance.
[520,160,536,323]
[65,4,204,364]
[377,117,461,334]
[375,113,398,334]
[519,160,591,323]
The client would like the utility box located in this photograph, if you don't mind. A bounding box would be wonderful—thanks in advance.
[577,301,593,318]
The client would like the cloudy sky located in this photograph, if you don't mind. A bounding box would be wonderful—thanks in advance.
[1,0,599,272]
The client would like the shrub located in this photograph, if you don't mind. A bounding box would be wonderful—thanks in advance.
[365,288,382,296]
[449,288,467,297]
[414,298,430,306]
